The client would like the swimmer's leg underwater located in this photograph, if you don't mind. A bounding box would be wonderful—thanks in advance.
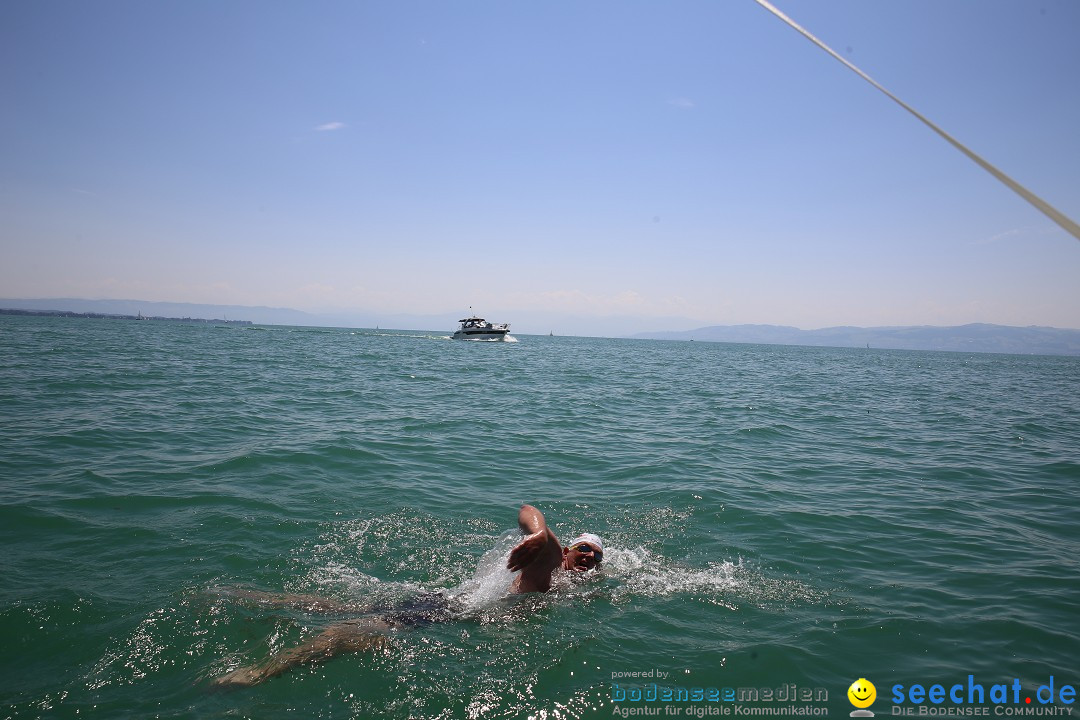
[211,617,393,688]
[210,591,453,688]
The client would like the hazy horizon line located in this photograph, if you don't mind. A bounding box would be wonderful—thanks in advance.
[2,296,1078,334]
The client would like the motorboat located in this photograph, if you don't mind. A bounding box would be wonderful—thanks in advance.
[451,316,510,341]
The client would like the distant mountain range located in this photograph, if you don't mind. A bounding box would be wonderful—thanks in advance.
[631,323,1080,356]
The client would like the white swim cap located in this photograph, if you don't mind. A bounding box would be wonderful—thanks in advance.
[568,533,604,555]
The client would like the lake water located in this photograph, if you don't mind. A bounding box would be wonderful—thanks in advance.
[1,315,1077,719]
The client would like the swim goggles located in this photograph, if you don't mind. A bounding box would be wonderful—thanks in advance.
[569,543,603,562]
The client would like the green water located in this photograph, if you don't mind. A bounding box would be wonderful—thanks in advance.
[1,315,1077,719]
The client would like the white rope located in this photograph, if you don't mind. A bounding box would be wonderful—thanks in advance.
[753,0,1080,242]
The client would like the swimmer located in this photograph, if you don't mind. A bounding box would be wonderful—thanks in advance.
[211,504,603,688]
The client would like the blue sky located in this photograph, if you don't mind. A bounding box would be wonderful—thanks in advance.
[2,0,1078,334]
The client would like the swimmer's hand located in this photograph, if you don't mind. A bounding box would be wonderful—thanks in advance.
[507,530,546,572]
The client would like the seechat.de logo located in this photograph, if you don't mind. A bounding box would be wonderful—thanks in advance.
[848,678,877,717]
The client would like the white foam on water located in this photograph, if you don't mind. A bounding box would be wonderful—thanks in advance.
[604,546,828,610]
[310,562,427,605]
[301,524,519,617]
[446,530,519,611]
[305,518,828,621]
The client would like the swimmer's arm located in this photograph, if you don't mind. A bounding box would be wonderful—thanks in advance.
[516,504,549,537]
[508,504,559,572]
[507,505,562,591]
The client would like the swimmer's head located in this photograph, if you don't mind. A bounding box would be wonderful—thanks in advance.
[563,533,604,571]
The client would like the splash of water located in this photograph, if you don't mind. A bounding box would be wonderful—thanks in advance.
[447,531,519,610]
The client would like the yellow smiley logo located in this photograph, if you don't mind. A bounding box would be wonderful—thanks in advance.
[848,678,876,709]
